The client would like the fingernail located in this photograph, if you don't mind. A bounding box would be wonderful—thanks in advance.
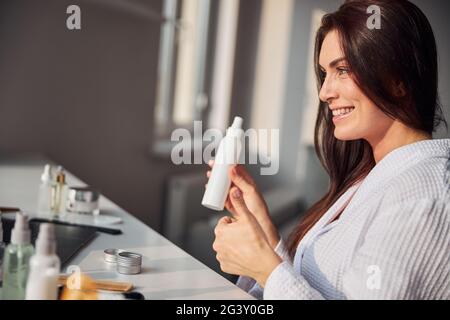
[232,189,242,198]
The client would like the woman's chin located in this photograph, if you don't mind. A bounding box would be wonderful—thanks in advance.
[333,128,359,141]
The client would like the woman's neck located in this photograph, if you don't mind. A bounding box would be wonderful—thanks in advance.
[367,120,432,164]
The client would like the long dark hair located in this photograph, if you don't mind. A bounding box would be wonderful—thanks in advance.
[287,0,447,257]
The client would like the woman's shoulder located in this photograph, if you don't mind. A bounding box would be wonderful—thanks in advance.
[381,154,449,204]
[366,156,449,240]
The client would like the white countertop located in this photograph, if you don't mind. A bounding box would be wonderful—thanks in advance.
[0,153,253,300]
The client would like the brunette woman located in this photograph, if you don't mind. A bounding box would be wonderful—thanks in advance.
[209,0,449,299]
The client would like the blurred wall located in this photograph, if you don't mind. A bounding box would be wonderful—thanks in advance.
[412,0,450,139]
[0,0,262,231]
[0,0,180,230]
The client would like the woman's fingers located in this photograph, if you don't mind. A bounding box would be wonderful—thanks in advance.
[218,215,233,225]
[229,165,256,194]
[214,216,233,240]
[228,187,252,219]
[235,165,256,185]
[208,159,215,168]
[225,196,237,216]
[206,170,211,178]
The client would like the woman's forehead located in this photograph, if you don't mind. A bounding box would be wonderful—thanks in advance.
[319,30,345,68]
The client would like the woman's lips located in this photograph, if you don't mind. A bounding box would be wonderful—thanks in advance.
[332,107,355,124]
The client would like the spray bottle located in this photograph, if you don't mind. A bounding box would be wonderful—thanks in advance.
[2,212,35,300]
[25,223,60,300]
[202,116,244,211]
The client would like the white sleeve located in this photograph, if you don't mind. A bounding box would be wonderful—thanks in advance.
[235,237,292,299]
[262,238,325,300]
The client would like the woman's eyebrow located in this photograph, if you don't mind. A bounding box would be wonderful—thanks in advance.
[329,57,347,68]
[319,57,347,70]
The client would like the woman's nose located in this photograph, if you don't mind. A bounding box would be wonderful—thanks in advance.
[319,76,338,103]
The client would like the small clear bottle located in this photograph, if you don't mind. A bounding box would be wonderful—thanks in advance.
[51,167,68,216]
[37,164,54,216]
[2,213,35,300]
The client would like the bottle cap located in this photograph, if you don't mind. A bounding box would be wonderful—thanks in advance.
[226,116,244,139]
[11,212,31,245]
[36,223,57,255]
[231,116,243,129]
[41,164,53,182]
[56,167,66,184]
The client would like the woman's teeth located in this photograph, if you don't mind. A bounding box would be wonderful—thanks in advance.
[332,107,355,116]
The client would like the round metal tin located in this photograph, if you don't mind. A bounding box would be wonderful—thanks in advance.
[104,248,123,263]
[116,251,142,274]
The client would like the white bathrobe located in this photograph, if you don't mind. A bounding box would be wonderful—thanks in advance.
[237,139,450,299]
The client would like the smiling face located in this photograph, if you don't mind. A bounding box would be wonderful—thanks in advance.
[318,30,394,142]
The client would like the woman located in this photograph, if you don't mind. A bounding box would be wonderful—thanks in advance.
[208,0,449,299]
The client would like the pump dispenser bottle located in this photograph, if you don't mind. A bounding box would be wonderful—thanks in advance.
[25,223,60,300]
[37,164,54,216]
[2,213,35,300]
[202,116,244,211]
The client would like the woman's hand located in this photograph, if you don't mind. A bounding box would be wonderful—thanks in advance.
[207,161,280,249]
[212,187,282,287]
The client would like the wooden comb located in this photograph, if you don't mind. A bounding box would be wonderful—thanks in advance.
[58,274,134,292]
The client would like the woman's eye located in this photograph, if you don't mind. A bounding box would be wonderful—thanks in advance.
[337,67,350,76]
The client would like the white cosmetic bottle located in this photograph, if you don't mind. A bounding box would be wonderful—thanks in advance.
[25,223,60,300]
[202,116,244,211]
